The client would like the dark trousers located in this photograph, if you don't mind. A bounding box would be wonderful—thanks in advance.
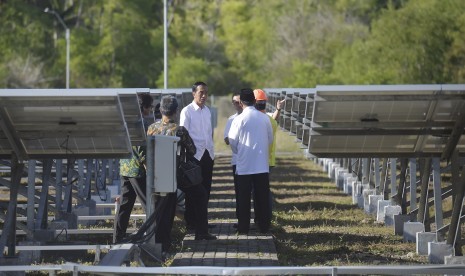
[180,183,209,236]
[116,176,146,242]
[232,165,239,219]
[116,176,176,250]
[154,192,177,251]
[185,150,213,226]
[236,173,271,234]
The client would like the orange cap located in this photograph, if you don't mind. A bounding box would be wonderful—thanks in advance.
[253,89,267,101]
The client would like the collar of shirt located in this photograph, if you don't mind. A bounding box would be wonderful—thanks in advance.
[192,100,203,110]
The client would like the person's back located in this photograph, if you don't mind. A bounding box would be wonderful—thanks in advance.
[234,107,271,175]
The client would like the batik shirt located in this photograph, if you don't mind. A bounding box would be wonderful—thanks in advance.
[120,118,149,178]
[147,119,196,157]
[120,146,146,178]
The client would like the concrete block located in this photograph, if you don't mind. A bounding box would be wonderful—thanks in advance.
[343,174,355,194]
[33,229,55,242]
[428,242,454,264]
[376,200,391,222]
[346,179,355,197]
[444,255,465,264]
[56,211,77,229]
[368,195,383,215]
[403,221,425,242]
[335,168,347,189]
[362,189,376,213]
[73,205,93,226]
[18,241,42,264]
[323,159,330,172]
[385,205,402,226]
[50,220,69,242]
[328,162,339,179]
[78,199,97,215]
[354,183,369,208]
[352,181,362,204]
[393,214,411,235]
[92,190,112,215]
[416,232,437,255]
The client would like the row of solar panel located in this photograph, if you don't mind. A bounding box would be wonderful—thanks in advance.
[0,88,193,160]
[265,84,465,158]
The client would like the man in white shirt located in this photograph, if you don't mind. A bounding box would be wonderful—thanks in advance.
[223,91,242,221]
[228,88,273,234]
[180,81,215,229]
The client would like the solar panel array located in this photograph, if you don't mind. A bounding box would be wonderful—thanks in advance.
[0,88,193,160]
[267,84,465,158]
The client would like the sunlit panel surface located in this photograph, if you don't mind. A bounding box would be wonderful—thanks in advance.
[309,84,465,157]
[0,89,132,159]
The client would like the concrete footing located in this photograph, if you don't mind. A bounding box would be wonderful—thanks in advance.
[403,221,424,242]
[344,177,355,196]
[335,168,347,190]
[376,200,391,222]
[354,183,368,208]
[384,205,402,226]
[328,162,339,180]
[362,189,376,213]
[393,214,411,235]
[428,242,454,264]
[444,255,465,264]
[368,195,383,215]
[33,229,55,242]
[416,232,437,255]
[18,241,42,264]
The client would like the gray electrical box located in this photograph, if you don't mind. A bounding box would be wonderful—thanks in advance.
[149,135,180,193]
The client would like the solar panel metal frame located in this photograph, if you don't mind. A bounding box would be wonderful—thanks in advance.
[0,89,133,160]
[116,88,151,146]
[309,84,465,158]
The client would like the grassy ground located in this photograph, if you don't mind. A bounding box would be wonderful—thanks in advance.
[270,155,429,266]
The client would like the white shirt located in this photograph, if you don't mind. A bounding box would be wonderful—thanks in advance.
[228,106,273,175]
[224,113,239,165]
[180,101,215,161]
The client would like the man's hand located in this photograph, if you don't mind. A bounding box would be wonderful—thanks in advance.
[276,99,285,111]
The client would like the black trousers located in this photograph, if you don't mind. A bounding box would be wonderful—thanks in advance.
[185,150,214,227]
[116,176,176,250]
[154,192,177,251]
[116,176,146,242]
[180,183,209,236]
[232,165,238,219]
[236,173,271,234]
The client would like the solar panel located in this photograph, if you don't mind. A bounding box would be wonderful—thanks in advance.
[0,89,133,159]
[309,84,465,157]
[116,88,151,146]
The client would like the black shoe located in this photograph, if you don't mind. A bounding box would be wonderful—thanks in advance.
[195,233,217,240]
[208,224,217,229]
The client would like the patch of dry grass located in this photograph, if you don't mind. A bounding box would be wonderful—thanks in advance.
[270,155,430,266]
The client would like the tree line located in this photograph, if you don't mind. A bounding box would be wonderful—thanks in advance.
[1,0,464,94]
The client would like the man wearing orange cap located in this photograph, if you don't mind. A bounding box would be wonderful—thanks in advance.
[253,89,278,167]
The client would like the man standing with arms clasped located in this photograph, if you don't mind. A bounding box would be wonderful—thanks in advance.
[228,88,273,234]
[180,81,215,230]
